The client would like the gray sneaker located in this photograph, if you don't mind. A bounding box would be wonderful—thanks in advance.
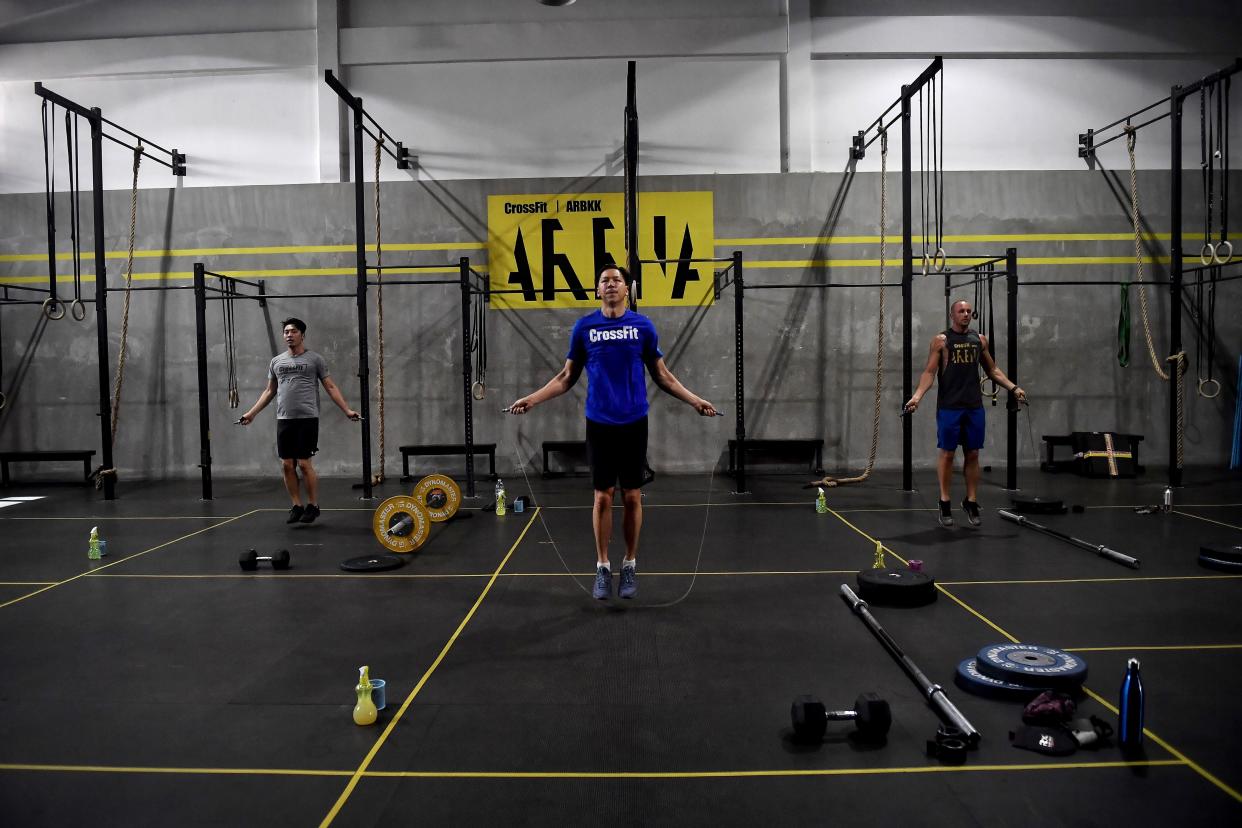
[961,498,982,527]
[618,565,637,599]
[592,566,612,600]
[938,500,954,528]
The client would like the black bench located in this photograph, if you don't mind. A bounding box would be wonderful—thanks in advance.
[1041,432,1144,476]
[542,440,589,477]
[398,443,497,482]
[727,439,824,476]
[0,449,96,485]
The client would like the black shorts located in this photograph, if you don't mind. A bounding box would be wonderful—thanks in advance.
[276,418,319,460]
[586,417,650,491]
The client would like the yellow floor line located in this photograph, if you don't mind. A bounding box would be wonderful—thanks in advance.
[0,511,258,612]
[0,763,350,777]
[364,760,1187,779]
[319,508,541,828]
[1174,510,1242,531]
[0,581,56,586]
[0,758,1186,780]
[0,515,238,521]
[1078,686,1242,804]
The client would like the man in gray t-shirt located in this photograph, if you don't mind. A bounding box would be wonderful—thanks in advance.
[240,317,360,524]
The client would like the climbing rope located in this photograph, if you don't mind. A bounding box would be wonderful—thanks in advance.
[808,131,887,488]
[1125,127,1188,464]
[1126,128,1170,382]
[372,137,386,486]
[109,144,142,448]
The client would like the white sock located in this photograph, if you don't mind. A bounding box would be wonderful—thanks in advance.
[622,559,636,571]
[597,562,610,572]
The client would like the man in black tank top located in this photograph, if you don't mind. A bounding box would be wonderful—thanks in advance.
[903,300,1026,527]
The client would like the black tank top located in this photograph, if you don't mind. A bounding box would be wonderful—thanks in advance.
[937,328,983,409]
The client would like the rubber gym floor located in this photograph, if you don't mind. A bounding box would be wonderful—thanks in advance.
[1,465,1240,826]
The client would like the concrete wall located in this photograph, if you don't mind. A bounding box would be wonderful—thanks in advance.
[2,167,1238,478]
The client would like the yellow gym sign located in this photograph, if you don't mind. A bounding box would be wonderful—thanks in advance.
[486,191,714,309]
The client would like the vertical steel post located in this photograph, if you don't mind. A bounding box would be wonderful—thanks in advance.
[194,263,212,500]
[1168,87,1183,488]
[460,257,476,498]
[901,86,914,492]
[733,251,746,494]
[1006,247,1019,492]
[351,95,374,499]
[90,107,115,500]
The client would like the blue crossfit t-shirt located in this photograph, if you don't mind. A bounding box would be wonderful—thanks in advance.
[567,309,663,425]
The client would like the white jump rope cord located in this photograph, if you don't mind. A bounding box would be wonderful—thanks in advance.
[502,411,719,609]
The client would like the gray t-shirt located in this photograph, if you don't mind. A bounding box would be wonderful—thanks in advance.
[267,350,328,419]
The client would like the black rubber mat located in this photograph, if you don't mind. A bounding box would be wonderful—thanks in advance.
[1,471,1239,825]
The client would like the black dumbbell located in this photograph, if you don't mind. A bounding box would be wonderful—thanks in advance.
[791,692,891,742]
[239,548,291,571]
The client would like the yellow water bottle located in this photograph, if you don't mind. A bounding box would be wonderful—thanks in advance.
[815,487,828,514]
[495,478,506,516]
[353,665,377,726]
[88,526,102,560]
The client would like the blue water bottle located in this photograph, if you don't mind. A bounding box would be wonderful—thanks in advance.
[1118,658,1144,751]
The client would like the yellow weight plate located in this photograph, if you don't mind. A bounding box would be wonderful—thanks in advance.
[413,473,461,523]
[372,495,431,553]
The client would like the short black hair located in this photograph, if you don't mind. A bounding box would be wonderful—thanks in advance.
[596,263,632,287]
[282,317,306,334]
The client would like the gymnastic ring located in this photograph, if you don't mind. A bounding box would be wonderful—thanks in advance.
[1197,377,1221,399]
[932,247,948,273]
[70,298,88,321]
[42,297,66,320]
[920,252,931,277]
[1199,242,1215,266]
[1212,239,1233,265]
[0,391,6,411]
[471,380,486,400]
[979,376,999,401]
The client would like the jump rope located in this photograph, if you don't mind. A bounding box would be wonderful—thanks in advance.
[499,407,725,609]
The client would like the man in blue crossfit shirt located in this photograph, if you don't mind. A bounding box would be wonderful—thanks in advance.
[903,299,1026,528]
[508,264,717,600]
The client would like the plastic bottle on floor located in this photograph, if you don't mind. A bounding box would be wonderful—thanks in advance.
[495,478,506,516]
[88,526,102,560]
[815,487,827,514]
[353,666,377,726]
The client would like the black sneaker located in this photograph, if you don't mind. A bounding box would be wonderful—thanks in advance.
[286,505,305,524]
[938,500,954,528]
[961,498,982,527]
[300,503,321,523]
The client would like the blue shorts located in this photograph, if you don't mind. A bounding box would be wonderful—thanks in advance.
[936,408,985,451]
